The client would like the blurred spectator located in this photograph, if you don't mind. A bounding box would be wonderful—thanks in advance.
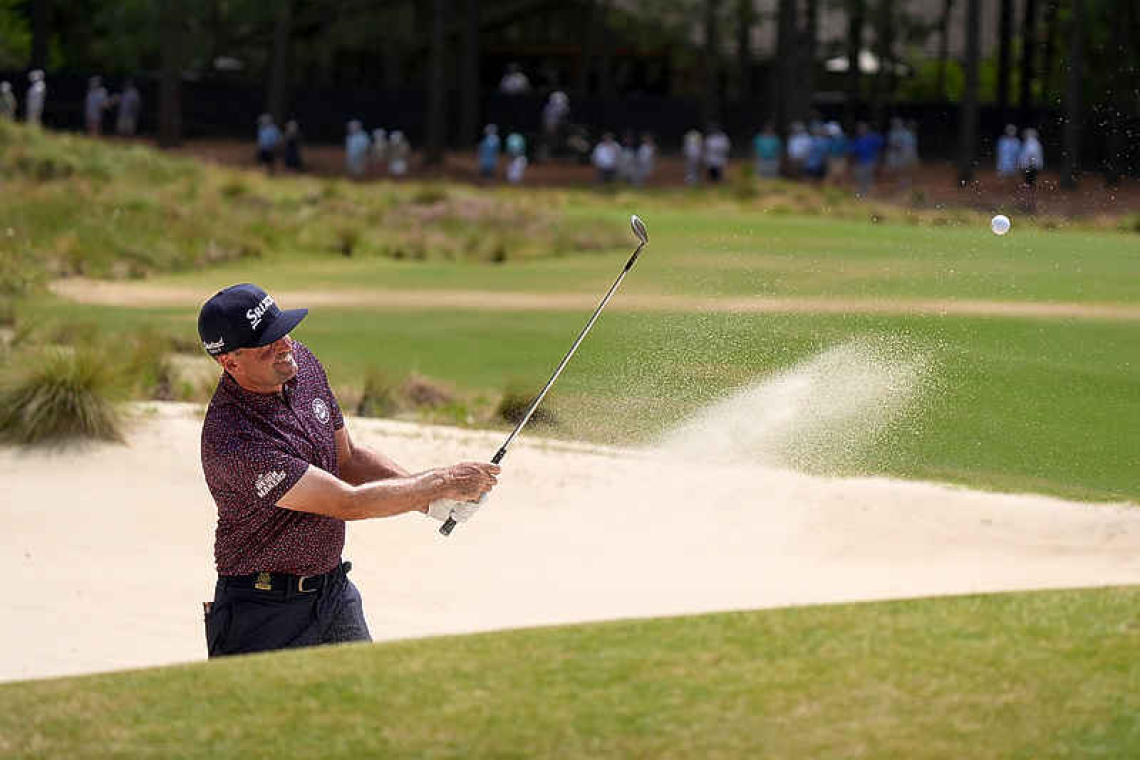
[886,117,919,190]
[0,82,15,120]
[345,120,370,177]
[704,125,730,183]
[786,122,811,179]
[499,63,531,95]
[996,124,1020,179]
[478,123,501,179]
[115,79,141,136]
[505,131,527,183]
[282,120,303,171]
[635,132,656,186]
[256,113,281,173]
[753,122,781,179]
[592,132,620,183]
[1018,127,1043,211]
[825,122,848,183]
[85,76,108,135]
[805,123,829,181]
[682,129,703,185]
[25,70,45,126]
[618,130,638,183]
[371,128,388,167]
[850,121,884,198]
[539,90,570,161]
[388,131,410,176]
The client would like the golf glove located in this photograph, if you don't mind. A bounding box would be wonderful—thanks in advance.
[426,499,480,523]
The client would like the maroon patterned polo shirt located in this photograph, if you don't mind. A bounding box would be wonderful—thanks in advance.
[201,340,346,576]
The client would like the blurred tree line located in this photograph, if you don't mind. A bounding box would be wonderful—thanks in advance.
[1,0,1137,184]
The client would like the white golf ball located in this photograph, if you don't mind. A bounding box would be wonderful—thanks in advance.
[991,214,1011,235]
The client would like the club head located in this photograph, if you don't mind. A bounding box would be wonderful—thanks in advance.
[630,215,649,245]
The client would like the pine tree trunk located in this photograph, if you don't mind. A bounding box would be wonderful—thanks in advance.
[956,0,980,185]
[1040,0,1060,107]
[936,0,954,100]
[1018,0,1037,125]
[846,0,865,124]
[774,0,796,136]
[266,0,292,124]
[459,0,480,147]
[704,0,721,125]
[736,0,753,104]
[425,0,447,165]
[996,0,1012,125]
[158,0,183,149]
[30,0,51,71]
[870,0,894,130]
[1061,0,1084,188]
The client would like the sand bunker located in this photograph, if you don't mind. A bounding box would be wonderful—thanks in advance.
[2,398,1138,683]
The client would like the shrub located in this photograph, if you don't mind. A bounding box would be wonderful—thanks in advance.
[0,347,124,444]
[496,382,557,427]
[356,367,401,418]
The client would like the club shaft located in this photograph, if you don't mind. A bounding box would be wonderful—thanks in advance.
[497,242,644,461]
[439,240,644,537]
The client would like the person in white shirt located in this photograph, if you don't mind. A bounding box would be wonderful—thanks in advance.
[85,76,108,135]
[592,132,620,183]
[25,70,45,126]
[635,132,656,187]
[1017,128,1043,185]
[345,120,371,178]
[704,125,731,183]
[785,121,811,179]
[683,129,703,185]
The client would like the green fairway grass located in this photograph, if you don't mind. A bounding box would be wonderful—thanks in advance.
[20,297,1140,502]
[2,587,1138,759]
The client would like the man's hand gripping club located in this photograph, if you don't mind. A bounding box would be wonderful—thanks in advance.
[424,462,501,524]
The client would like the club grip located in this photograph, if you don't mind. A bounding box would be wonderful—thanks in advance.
[439,516,457,536]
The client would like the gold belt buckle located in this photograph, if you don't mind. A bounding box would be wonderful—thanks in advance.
[297,575,316,593]
[254,572,273,591]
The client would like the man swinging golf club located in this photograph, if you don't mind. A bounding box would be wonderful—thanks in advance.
[197,283,499,657]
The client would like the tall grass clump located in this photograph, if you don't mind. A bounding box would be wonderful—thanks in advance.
[0,347,124,444]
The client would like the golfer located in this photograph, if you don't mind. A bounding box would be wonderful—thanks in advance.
[198,283,499,657]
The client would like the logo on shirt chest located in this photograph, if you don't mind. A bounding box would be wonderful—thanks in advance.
[311,397,330,424]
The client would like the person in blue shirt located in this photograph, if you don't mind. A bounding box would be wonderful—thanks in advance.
[753,123,781,179]
[849,121,884,198]
[995,124,1020,181]
[825,122,849,183]
[478,124,501,179]
[256,114,281,174]
[505,131,527,184]
[805,124,830,181]
[345,120,371,178]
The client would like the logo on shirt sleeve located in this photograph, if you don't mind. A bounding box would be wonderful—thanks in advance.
[255,470,287,498]
[311,398,331,424]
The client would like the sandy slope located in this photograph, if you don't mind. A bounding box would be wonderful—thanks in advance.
[2,402,1138,683]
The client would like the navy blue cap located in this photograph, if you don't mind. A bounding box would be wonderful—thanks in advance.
[197,283,308,356]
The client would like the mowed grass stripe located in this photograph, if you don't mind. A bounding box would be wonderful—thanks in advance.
[2,588,1138,759]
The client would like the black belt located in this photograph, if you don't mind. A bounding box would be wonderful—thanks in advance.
[221,561,350,595]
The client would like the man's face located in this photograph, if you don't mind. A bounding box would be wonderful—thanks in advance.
[218,335,298,393]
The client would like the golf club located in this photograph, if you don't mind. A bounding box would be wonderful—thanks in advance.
[437,214,650,536]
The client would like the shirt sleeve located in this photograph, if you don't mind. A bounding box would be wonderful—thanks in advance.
[203,427,309,509]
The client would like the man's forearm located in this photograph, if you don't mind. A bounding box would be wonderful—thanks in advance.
[342,470,448,520]
[341,444,411,485]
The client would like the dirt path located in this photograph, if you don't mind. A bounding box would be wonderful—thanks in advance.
[2,402,1137,683]
[50,278,1140,321]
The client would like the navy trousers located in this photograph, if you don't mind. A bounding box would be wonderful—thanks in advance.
[205,561,372,658]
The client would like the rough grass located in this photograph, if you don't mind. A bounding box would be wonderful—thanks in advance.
[0,122,627,297]
[2,588,1138,758]
[0,345,124,444]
